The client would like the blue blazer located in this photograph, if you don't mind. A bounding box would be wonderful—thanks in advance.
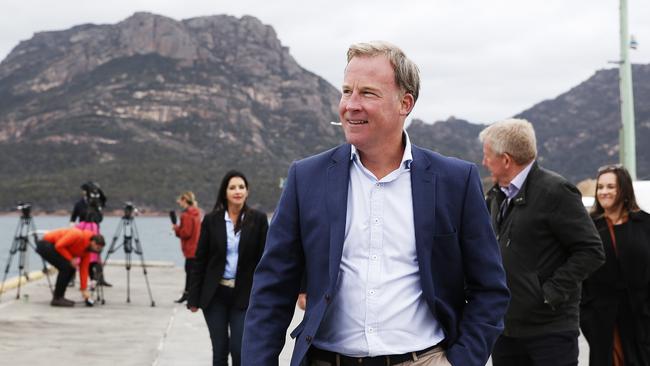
[242,144,509,366]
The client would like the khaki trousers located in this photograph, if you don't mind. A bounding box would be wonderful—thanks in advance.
[309,346,452,366]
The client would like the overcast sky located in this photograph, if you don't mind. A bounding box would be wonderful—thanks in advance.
[1,0,649,124]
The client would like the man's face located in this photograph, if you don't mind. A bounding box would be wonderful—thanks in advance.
[338,55,412,153]
[482,142,509,186]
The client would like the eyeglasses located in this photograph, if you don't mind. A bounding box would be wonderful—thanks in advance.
[597,163,624,173]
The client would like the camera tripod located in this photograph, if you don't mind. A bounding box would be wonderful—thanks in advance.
[0,210,53,302]
[102,210,155,307]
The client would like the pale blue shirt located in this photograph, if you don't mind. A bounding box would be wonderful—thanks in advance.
[314,132,445,356]
[223,210,241,279]
[500,161,534,201]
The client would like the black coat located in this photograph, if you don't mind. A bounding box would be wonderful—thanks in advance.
[486,162,605,337]
[580,211,650,366]
[188,208,268,310]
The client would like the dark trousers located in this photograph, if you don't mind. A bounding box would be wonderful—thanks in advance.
[183,258,195,294]
[36,240,76,298]
[202,285,246,366]
[492,330,580,366]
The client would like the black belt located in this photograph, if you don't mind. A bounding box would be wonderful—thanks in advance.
[309,344,439,366]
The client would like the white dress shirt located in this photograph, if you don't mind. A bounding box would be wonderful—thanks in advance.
[313,133,445,356]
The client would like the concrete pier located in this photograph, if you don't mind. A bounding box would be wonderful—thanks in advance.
[0,262,590,365]
[0,262,300,366]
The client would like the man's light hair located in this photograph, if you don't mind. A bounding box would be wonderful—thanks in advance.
[479,118,537,165]
[347,41,420,104]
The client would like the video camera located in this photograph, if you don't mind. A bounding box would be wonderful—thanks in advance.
[123,202,138,218]
[16,201,32,218]
[81,182,106,223]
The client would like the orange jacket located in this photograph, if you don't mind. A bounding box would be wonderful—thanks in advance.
[174,206,201,258]
[43,228,95,290]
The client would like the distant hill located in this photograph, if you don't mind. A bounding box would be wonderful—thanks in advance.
[410,65,650,187]
[0,12,342,212]
[0,12,648,213]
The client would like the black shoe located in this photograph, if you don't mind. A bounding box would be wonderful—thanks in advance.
[98,279,112,287]
[174,293,188,303]
[51,297,75,307]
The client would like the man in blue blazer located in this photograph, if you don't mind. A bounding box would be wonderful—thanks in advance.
[242,41,510,366]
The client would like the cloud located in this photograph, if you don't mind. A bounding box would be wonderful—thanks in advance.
[1,0,649,123]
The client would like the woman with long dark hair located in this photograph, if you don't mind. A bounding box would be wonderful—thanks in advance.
[580,164,650,366]
[187,170,268,366]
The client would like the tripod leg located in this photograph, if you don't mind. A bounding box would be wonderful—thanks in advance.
[130,220,155,307]
[126,252,131,303]
[0,219,25,302]
[0,252,16,301]
[27,218,53,294]
[134,239,156,307]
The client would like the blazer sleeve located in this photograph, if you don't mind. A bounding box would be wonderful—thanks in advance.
[242,162,305,365]
[187,215,211,308]
[446,165,510,366]
[542,182,605,306]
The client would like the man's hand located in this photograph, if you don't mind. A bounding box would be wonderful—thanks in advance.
[69,259,78,269]
[297,293,307,310]
[189,306,199,313]
[81,289,90,300]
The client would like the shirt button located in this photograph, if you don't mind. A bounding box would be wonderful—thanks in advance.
[368,327,374,333]
[371,255,378,260]
[368,290,375,296]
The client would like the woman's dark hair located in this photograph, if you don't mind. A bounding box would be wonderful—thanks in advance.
[212,170,249,233]
[591,164,640,218]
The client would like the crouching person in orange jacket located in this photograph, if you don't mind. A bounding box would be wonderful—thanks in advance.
[36,228,105,307]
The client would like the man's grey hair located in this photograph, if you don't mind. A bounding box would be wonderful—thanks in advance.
[347,41,420,104]
[479,118,537,165]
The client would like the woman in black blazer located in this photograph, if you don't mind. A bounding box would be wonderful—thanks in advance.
[188,170,268,366]
[581,165,650,366]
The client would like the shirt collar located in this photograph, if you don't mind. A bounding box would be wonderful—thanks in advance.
[350,130,413,170]
[501,160,534,198]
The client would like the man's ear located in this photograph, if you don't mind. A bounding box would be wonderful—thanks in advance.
[400,93,415,116]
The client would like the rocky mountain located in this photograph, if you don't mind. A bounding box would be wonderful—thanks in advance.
[516,65,650,182]
[1,12,648,213]
[410,65,650,187]
[0,12,342,212]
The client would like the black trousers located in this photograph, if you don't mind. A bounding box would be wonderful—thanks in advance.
[202,285,246,366]
[183,258,195,294]
[36,240,76,298]
[492,330,580,366]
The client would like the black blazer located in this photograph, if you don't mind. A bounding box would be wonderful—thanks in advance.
[188,208,268,310]
[580,211,650,366]
[486,162,604,337]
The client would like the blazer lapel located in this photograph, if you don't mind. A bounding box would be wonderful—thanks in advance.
[326,145,352,284]
[410,146,436,262]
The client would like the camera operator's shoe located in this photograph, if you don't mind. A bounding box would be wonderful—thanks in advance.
[51,297,75,307]
[174,293,188,303]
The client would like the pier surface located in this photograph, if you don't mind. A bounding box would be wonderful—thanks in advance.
[0,262,299,365]
[0,263,590,365]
